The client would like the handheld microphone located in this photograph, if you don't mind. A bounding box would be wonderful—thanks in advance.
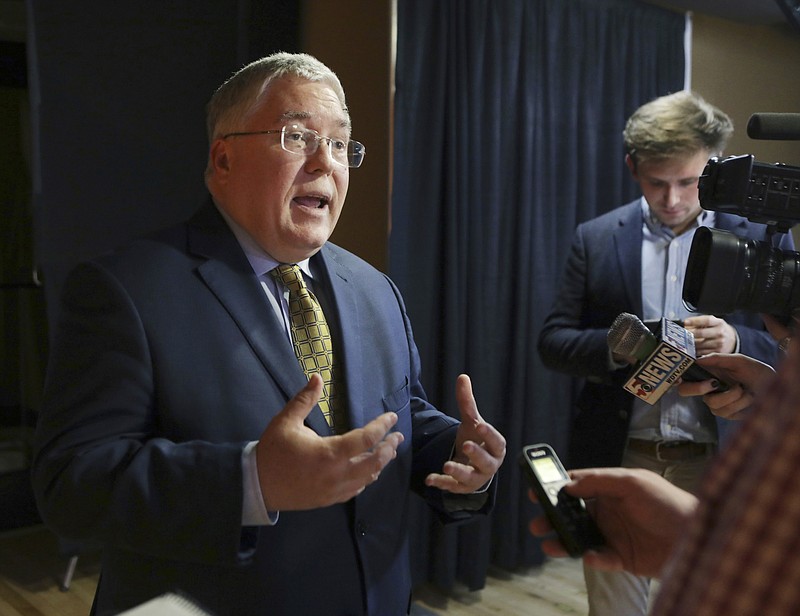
[607,313,729,405]
[746,113,800,141]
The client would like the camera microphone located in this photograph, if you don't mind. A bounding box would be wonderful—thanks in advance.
[607,313,728,404]
[746,113,800,141]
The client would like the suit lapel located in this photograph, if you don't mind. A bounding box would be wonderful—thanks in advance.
[187,203,331,435]
[612,202,644,314]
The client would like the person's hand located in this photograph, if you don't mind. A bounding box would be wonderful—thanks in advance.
[683,315,737,355]
[677,353,776,419]
[425,374,507,494]
[760,312,792,344]
[761,312,795,358]
[256,374,404,511]
[528,468,698,578]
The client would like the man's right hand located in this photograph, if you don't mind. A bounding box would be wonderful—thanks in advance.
[529,468,698,578]
[255,374,404,511]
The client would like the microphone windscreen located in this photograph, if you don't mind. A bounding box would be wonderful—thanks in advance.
[607,313,649,357]
[746,113,800,140]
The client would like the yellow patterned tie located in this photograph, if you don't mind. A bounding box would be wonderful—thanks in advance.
[271,264,344,431]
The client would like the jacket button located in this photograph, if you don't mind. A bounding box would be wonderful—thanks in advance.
[356,521,367,536]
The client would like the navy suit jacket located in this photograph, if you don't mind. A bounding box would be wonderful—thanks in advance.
[32,203,492,616]
[537,200,794,469]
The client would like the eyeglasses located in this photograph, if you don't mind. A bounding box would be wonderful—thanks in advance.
[221,124,366,168]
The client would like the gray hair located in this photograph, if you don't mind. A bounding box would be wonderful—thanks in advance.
[623,90,733,166]
[205,52,348,142]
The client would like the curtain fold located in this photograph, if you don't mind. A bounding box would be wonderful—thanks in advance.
[391,0,685,590]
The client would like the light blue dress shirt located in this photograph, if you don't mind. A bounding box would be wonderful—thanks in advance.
[627,198,719,444]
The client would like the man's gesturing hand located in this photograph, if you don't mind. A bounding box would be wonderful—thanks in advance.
[425,374,506,494]
[256,374,404,511]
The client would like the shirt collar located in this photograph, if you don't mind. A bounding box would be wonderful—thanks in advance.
[214,204,313,279]
[640,197,715,238]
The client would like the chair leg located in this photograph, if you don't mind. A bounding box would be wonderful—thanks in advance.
[60,555,79,592]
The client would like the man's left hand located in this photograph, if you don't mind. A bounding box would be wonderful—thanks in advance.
[424,374,506,494]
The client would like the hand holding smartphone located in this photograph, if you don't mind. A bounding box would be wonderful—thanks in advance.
[520,443,605,557]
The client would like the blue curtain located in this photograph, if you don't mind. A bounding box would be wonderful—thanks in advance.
[391,0,685,590]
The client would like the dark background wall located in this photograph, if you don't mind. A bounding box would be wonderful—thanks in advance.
[29,1,301,325]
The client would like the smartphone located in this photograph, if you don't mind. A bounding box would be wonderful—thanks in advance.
[520,443,605,557]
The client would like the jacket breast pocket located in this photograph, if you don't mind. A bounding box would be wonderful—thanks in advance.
[382,378,411,437]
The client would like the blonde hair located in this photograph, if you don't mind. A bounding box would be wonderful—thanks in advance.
[623,91,733,166]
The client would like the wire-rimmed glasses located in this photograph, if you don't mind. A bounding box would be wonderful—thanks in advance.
[222,124,366,168]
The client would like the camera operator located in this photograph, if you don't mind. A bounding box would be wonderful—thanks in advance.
[530,325,800,615]
[537,91,795,616]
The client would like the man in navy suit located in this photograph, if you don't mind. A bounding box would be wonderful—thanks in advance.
[32,52,506,616]
[537,91,793,616]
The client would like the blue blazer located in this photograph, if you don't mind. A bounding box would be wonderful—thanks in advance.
[32,202,492,616]
[537,200,794,468]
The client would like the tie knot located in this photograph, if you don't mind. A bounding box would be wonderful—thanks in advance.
[270,264,306,294]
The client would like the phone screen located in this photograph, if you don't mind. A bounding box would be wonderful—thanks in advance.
[530,456,565,484]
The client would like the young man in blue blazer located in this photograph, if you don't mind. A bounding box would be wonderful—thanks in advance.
[538,91,793,616]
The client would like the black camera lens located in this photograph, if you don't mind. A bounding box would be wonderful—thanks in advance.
[683,226,800,317]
